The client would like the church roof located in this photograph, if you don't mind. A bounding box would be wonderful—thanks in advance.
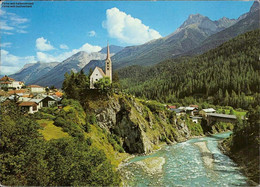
[96,67,106,77]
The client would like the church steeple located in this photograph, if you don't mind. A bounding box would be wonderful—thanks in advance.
[106,41,110,60]
[105,41,112,81]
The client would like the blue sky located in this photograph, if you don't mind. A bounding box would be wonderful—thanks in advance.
[0,1,254,75]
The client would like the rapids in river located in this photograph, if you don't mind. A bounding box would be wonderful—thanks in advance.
[121,132,248,186]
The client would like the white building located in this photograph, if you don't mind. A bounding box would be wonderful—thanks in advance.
[0,75,24,90]
[90,67,106,89]
[202,108,216,113]
[90,43,112,89]
[18,101,38,114]
[27,85,45,93]
[29,98,43,110]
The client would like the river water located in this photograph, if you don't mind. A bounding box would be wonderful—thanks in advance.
[121,132,248,186]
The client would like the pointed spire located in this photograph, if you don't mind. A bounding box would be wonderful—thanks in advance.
[106,41,110,60]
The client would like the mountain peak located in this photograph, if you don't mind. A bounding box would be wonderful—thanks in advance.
[250,1,260,13]
[188,13,205,19]
[180,13,210,29]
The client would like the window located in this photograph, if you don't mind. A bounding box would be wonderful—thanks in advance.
[107,67,109,70]
[96,74,98,76]
[96,79,98,81]
[48,101,55,107]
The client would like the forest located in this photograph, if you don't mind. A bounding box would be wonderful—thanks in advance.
[118,29,260,109]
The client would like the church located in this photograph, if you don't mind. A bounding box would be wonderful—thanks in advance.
[90,43,112,89]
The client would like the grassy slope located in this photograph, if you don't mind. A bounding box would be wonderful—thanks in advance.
[37,103,128,167]
[38,119,69,140]
[84,125,129,166]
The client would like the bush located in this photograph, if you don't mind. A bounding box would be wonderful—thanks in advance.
[107,134,124,152]
[86,114,96,125]
[33,111,55,120]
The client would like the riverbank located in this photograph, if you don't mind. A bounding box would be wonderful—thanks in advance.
[120,132,248,186]
[118,132,218,170]
[219,140,260,186]
[194,141,213,168]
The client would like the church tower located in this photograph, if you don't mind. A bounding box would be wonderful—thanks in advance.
[105,42,112,82]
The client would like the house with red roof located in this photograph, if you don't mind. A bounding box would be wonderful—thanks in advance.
[18,101,38,114]
[166,105,177,110]
[0,75,24,90]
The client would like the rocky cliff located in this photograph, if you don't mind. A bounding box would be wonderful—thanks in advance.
[85,93,194,154]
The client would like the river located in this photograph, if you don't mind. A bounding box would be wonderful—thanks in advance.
[120,132,248,186]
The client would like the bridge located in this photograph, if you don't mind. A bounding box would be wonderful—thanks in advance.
[206,113,237,126]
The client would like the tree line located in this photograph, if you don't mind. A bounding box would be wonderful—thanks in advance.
[118,29,260,109]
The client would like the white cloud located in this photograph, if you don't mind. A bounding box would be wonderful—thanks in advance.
[9,16,28,24]
[37,43,102,62]
[60,44,69,49]
[88,30,96,37]
[1,66,21,75]
[103,7,161,45]
[0,21,14,30]
[78,43,101,53]
[1,42,12,48]
[0,40,102,75]
[17,29,28,34]
[2,32,13,35]
[37,52,57,62]
[0,10,29,35]
[36,37,55,51]
[0,49,36,75]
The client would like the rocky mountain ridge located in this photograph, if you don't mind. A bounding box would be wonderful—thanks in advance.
[10,62,59,85]
[109,12,239,69]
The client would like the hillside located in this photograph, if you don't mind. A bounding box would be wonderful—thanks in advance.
[118,29,260,109]
[109,14,237,69]
[10,62,59,85]
[99,45,124,54]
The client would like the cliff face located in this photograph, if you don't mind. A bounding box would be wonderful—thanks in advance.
[86,94,193,154]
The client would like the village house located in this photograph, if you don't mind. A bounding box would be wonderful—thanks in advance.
[27,85,45,93]
[19,101,38,114]
[190,105,199,108]
[41,95,61,107]
[0,75,24,90]
[8,89,28,95]
[202,108,216,116]
[166,105,176,111]
[29,98,43,110]
[178,106,198,116]
[90,43,112,89]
